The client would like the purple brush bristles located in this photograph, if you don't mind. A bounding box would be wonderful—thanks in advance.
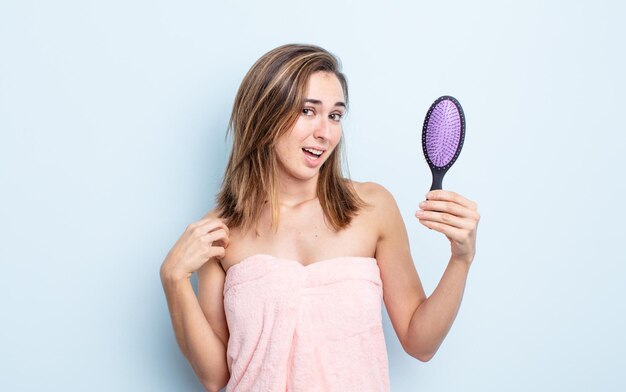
[425,99,462,167]
[421,95,466,191]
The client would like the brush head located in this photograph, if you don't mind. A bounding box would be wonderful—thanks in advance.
[422,95,465,169]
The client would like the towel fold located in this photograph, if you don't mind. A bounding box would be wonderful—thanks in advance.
[222,254,390,391]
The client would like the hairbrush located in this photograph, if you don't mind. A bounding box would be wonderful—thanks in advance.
[421,95,466,191]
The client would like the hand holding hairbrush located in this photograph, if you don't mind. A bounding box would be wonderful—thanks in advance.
[421,95,465,192]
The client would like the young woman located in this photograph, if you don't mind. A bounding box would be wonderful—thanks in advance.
[160,43,480,391]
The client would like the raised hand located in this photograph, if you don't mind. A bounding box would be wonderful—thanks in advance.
[415,190,480,265]
[160,216,230,281]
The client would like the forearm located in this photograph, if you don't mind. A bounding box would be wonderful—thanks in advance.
[406,257,471,361]
[161,273,229,390]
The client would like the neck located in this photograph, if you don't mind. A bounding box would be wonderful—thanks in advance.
[276,173,319,208]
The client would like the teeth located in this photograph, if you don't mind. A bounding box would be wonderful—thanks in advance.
[304,148,323,156]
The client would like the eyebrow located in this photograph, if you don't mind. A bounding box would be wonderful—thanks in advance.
[304,98,346,109]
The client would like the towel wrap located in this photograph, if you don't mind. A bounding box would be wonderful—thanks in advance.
[222,254,390,391]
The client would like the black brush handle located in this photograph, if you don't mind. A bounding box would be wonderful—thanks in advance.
[429,167,448,191]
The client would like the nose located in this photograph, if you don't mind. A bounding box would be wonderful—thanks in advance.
[313,116,333,141]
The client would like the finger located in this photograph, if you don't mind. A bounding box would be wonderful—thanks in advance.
[202,229,230,248]
[194,215,229,231]
[418,218,466,239]
[203,218,230,235]
[190,218,230,237]
[208,245,226,259]
[426,190,477,210]
[415,210,473,230]
[418,199,477,220]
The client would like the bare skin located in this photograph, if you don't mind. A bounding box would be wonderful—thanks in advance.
[160,71,480,390]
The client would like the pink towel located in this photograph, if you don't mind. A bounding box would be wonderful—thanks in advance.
[222,254,390,391]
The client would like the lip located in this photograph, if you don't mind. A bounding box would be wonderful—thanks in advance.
[301,148,324,167]
[303,146,327,153]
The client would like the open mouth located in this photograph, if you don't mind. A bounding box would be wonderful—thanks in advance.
[302,147,324,160]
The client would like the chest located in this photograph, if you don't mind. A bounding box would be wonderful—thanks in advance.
[221,202,379,270]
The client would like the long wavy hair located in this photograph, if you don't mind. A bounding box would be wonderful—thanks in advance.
[215,43,367,234]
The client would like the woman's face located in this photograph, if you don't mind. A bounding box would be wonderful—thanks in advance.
[275,71,346,182]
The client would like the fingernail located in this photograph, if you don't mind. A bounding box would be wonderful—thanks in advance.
[419,201,426,208]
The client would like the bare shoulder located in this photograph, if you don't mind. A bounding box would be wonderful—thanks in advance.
[351,180,403,242]
[351,180,398,211]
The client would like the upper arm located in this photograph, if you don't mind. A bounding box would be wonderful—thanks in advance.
[197,210,230,347]
[197,258,229,347]
[364,182,427,351]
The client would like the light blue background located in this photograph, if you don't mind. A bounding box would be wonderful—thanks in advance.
[1,0,625,390]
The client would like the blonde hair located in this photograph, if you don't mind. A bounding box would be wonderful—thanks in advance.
[216,43,367,234]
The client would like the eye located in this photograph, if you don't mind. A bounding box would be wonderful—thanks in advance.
[330,112,344,122]
[302,107,314,116]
